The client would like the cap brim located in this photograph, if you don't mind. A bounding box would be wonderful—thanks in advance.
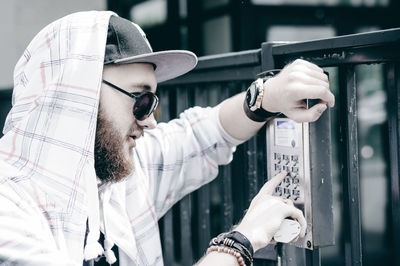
[112,50,197,83]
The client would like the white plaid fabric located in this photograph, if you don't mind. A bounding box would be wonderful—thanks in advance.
[0,11,242,266]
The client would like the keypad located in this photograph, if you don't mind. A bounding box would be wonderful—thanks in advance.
[272,152,302,202]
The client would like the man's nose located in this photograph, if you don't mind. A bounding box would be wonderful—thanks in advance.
[137,114,157,129]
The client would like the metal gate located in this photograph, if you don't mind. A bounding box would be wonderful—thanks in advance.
[157,28,400,266]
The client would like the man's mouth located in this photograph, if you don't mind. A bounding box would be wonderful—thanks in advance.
[128,135,137,147]
[128,131,143,148]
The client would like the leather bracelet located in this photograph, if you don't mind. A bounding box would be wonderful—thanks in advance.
[225,231,254,258]
[209,232,253,266]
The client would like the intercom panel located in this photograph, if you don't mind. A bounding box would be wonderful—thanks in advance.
[266,109,334,249]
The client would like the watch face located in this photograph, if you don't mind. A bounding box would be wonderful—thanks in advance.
[246,83,257,107]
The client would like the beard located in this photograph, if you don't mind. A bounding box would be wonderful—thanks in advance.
[94,104,134,185]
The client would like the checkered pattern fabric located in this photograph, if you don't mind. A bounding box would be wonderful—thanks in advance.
[0,11,242,266]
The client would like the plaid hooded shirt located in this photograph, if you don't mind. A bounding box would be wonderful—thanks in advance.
[0,11,242,265]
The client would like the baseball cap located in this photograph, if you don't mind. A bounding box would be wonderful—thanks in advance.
[104,15,197,83]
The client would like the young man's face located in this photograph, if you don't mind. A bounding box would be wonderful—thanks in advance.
[95,63,157,184]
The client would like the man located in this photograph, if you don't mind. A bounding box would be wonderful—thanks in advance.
[0,11,334,266]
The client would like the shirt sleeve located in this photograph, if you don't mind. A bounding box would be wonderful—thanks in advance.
[133,105,244,219]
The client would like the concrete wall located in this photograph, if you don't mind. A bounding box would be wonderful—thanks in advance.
[0,0,106,89]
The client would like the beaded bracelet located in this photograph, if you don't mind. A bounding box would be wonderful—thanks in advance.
[224,231,254,259]
[222,238,253,265]
[206,245,246,266]
[209,232,253,266]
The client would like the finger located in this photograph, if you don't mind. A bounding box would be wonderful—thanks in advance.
[317,99,335,108]
[287,103,327,123]
[282,198,294,206]
[261,171,287,195]
[293,85,335,107]
[285,207,307,238]
[278,197,295,207]
[294,100,307,109]
[292,59,323,73]
[289,71,329,89]
[296,211,307,238]
[290,65,329,83]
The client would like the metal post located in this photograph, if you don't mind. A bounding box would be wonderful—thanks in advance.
[219,84,234,232]
[176,87,193,265]
[305,249,321,266]
[385,63,400,266]
[194,85,211,257]
[159,88,176,265]
[338,66,362,266]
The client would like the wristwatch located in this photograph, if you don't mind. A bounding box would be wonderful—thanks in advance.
[243,76,279,122]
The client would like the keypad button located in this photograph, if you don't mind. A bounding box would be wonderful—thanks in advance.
[275,164,281,171]
[292,167,299,173]
[282,154,290,165]
[292,189,300,200]
[275,186,282,196]
[291,155,299,162]
[284,177,291,187]
[284,188,291,198]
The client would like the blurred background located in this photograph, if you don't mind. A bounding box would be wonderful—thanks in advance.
[1,0,399,265]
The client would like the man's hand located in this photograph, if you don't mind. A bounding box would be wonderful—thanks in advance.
[262,59,335,122]
[234,171,307,252]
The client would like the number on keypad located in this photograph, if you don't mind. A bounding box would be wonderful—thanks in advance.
[272,152,302,203]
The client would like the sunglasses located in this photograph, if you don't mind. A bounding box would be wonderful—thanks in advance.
[102,79,159,121]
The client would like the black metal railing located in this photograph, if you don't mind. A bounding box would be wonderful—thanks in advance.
[158,28,400,266]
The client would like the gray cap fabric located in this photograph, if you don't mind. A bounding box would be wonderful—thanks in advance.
[104,15,197,83]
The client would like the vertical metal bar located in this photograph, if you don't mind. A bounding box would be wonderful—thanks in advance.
[179,197,192,264]
[194,85,211,256]
[158,88,176,265]
[186,0,202,56]
[162,211,175,264]
[219,84,234,232]
[220,165,233,232]
[246,128,259,201]
[281,245,306,266]
[176,86,193,265]
[385,63,400,266]
[243,81,260,203]
[338,65,362,266]
[305,249,321,266]
[158,88,171,123]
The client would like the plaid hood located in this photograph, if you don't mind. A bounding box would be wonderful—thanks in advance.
[0,11,115,264]
[0,10,239,266]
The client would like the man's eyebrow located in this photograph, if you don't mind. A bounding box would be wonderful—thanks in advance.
[130,83,153,92]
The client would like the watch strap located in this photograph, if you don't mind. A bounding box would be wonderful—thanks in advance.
[243,100,279,122]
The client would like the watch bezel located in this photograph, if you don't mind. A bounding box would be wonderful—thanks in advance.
[245,82,258,108]
[248,78,264,111]
[243,74,280,122]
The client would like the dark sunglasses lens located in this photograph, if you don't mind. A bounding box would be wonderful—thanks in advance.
[133,93,155,120]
